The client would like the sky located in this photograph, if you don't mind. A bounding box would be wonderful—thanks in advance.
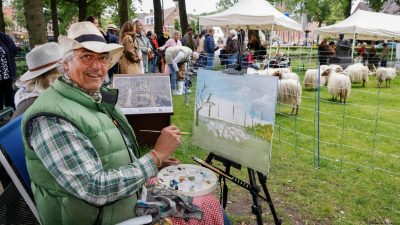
[134,0,220,15]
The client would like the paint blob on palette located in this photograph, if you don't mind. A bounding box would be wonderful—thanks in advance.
[157,164,218,197]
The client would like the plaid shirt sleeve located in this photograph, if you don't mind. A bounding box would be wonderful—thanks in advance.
[27,116,158,206]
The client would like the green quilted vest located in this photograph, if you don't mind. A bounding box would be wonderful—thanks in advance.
[22,78,141,225]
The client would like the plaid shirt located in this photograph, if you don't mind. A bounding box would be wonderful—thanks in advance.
[27,115,158,206]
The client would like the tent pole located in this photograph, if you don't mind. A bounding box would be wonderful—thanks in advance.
[351,32,356,60]
[269,24,274,59]
[287,31,290,58]
[390,38,395,66]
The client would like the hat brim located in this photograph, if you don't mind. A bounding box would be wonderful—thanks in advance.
[59,36,124,68]
[20,62,60,82]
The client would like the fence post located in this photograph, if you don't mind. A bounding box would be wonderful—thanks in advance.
[371,87,382,171]
[317,62,321,168]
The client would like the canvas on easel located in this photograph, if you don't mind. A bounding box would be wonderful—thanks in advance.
[192,70,278,174]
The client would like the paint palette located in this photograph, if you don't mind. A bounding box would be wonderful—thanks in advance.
[157,164,218,197]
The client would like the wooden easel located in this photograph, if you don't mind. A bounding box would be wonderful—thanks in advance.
[193,153,282,225]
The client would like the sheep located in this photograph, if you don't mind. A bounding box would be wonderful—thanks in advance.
[303,65,331,89]
[376,67,397,88]
[272,73,302,115]
[281,72,300,81]
[329,64,343,73]
[344,63,369,87]
[323,72,351,103]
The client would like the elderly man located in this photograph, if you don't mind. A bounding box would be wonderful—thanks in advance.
[134,20,152,73]
[22,21,181,225]
[165,46,198,95]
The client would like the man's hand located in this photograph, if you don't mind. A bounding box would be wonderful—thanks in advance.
[160,157,180,169]
[153,125,181,160]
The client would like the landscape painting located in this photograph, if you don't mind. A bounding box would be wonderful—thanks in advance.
[112,75,173,114]
[192,70,278,174]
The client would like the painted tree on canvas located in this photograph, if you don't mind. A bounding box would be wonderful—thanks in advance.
[195,83,214,126]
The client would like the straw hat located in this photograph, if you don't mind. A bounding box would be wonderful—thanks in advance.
[20,42,62,81]
[107,24,118,30]
[58,21,123,67]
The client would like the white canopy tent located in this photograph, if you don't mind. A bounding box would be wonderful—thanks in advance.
[199,0,303,60]
[199,0,302,31]
[316,10,400,41]
[316,10,400,57]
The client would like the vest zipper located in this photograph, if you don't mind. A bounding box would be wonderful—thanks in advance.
[112,118,134,163]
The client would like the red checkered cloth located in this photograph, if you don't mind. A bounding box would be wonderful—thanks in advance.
[145,178,224,225]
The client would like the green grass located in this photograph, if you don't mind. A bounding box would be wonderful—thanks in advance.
[169,61,400,224]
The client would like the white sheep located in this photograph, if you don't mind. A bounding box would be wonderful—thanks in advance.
[272,72,302,115]
[277,79,302,115]
[303,65,331,89]
[281,72,300,81]
[344,63,369,87]
[329,64,343,73]
[376,67,397,87]
[324,72,351,103]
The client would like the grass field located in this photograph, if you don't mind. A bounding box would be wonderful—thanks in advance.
[169,58,400,224]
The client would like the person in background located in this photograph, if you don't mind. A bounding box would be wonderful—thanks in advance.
[247,34,260,59]
[196,29,207,68]
[106,24,119,44]
[225,30,240,66]
[318,38,329,65]
[258,41,269,60]
[85,15,106,37]
[381,43,389,67]
[147,31,159,73]
[164,46,198,95]
[0,31,18,111]
[22,21,181,225]
[158,31,182,50]
[11,42,62,120]
[134,20,152,73]
[157,28,170,73]
[368,43,378,71]
[328,41,336,57]
[183,26,195,51]
[357,42,368,64]
[106,24,119,81]
[204,28,216,70]
[120,21,143,74]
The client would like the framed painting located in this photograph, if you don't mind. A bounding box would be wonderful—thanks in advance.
[112,74,173,114]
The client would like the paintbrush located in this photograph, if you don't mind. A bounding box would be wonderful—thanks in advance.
[139,130,191,135]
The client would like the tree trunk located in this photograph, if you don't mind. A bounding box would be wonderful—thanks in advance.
[119,0,128,27]
[178,0,188,34]
[0,0,5,33]
[343,0,351,18]
[24,0,47,48]
[153,0,163,38]
[78,0,88,21]
[50,0,59,42]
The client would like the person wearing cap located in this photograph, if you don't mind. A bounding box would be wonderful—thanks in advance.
[106,24,119,44]
[21,21,181,225]
[105,24,120,81]
[164,46,198,95]
[11,42,62,120]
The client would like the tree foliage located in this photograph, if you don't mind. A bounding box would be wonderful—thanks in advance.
[367,0,386,12]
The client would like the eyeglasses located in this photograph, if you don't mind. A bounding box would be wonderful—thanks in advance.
[79,54,109,66]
